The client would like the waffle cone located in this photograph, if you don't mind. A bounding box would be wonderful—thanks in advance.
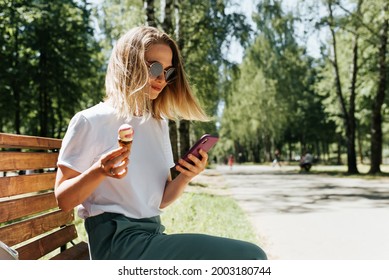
[118,139,132,150]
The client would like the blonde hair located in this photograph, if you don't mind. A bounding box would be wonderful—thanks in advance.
[105,26,208,122]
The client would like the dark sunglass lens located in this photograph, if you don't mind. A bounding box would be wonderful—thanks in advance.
[149,62,163,78]
[165,68,176,83]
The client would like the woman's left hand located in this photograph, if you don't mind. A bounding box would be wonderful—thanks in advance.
[175,149,208,178]
[161,149,208,209]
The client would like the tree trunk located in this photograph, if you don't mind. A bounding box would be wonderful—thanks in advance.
[169,120,179,178]
[179,120,190,159]
[38,22,49,137]
[337,135,342,165]
[10,2,21,134]
[288,142,292,161]
[163,0,174,33]
[253,142,260,163]
[327,1,358,173]
[369,3,388,174]
[263,135,271,162]
[174,0,191,163]
[346,28,359,174]
[357,128,364,164]
[162,0,179,177]
[144,0,156,26]
[38,50,48,137]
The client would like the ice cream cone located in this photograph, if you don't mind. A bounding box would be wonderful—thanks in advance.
[118,124,134,150]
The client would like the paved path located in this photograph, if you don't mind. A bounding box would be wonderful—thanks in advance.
[196,165,389,260]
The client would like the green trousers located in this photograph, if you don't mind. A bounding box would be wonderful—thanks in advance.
[85,212,267,260]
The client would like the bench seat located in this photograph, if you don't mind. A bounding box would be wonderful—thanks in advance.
[0,133,89,260]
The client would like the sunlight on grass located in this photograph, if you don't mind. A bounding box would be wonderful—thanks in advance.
[161,192,260,245]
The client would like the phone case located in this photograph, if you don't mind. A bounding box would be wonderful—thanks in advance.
[176,134,219,167]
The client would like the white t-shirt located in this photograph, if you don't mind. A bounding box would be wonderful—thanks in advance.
[57,102,175,219]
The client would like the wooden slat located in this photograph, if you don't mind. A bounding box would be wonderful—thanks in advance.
[0,173,56,198]
[0,133,89,260]
[0,210,74,246]
[17,225,78,260]
[51,242,90,260]
[0,152,58,172]
[0,192,58,223]
[0,133,61,150]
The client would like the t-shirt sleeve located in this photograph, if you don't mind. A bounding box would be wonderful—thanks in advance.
[57,113,96,173]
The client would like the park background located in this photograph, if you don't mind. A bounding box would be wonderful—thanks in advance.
[1,0,388,175]
[1,0,388,260]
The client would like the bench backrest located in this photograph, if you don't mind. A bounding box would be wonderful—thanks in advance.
[0,133,89,260]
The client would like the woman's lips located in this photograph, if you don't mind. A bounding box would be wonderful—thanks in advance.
[151,85,162,91]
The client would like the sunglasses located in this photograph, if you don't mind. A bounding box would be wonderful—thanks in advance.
[148,61,176,84]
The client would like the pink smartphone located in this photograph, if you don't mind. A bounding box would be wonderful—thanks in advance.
[176,134,219,167]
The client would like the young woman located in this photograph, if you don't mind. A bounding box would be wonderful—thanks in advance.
[54,26,267,260]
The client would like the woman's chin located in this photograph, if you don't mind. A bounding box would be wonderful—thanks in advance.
[148,88,162,99]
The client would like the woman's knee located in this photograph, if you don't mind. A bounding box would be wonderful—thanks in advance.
[248,243,267,260]
[224,239,267,260]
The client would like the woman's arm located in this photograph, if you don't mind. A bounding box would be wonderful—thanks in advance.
[55,146,130,212]
[160,149,208,209]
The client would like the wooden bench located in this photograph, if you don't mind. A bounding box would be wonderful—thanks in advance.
[0,133,89,260]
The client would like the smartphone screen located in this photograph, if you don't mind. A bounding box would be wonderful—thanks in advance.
[176,134,219,167]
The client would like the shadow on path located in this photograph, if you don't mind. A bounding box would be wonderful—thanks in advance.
[202,165,389,259]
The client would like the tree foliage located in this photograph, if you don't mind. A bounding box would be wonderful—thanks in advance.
[1,0,388,172]
[0,0,103,137]
[310,0,388,172]
[219,0,336,163]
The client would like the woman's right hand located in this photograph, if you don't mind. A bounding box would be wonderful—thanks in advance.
[55,146,130,211]
[98,146,130,178]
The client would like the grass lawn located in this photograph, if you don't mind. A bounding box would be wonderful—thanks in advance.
[161,192,260,244]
